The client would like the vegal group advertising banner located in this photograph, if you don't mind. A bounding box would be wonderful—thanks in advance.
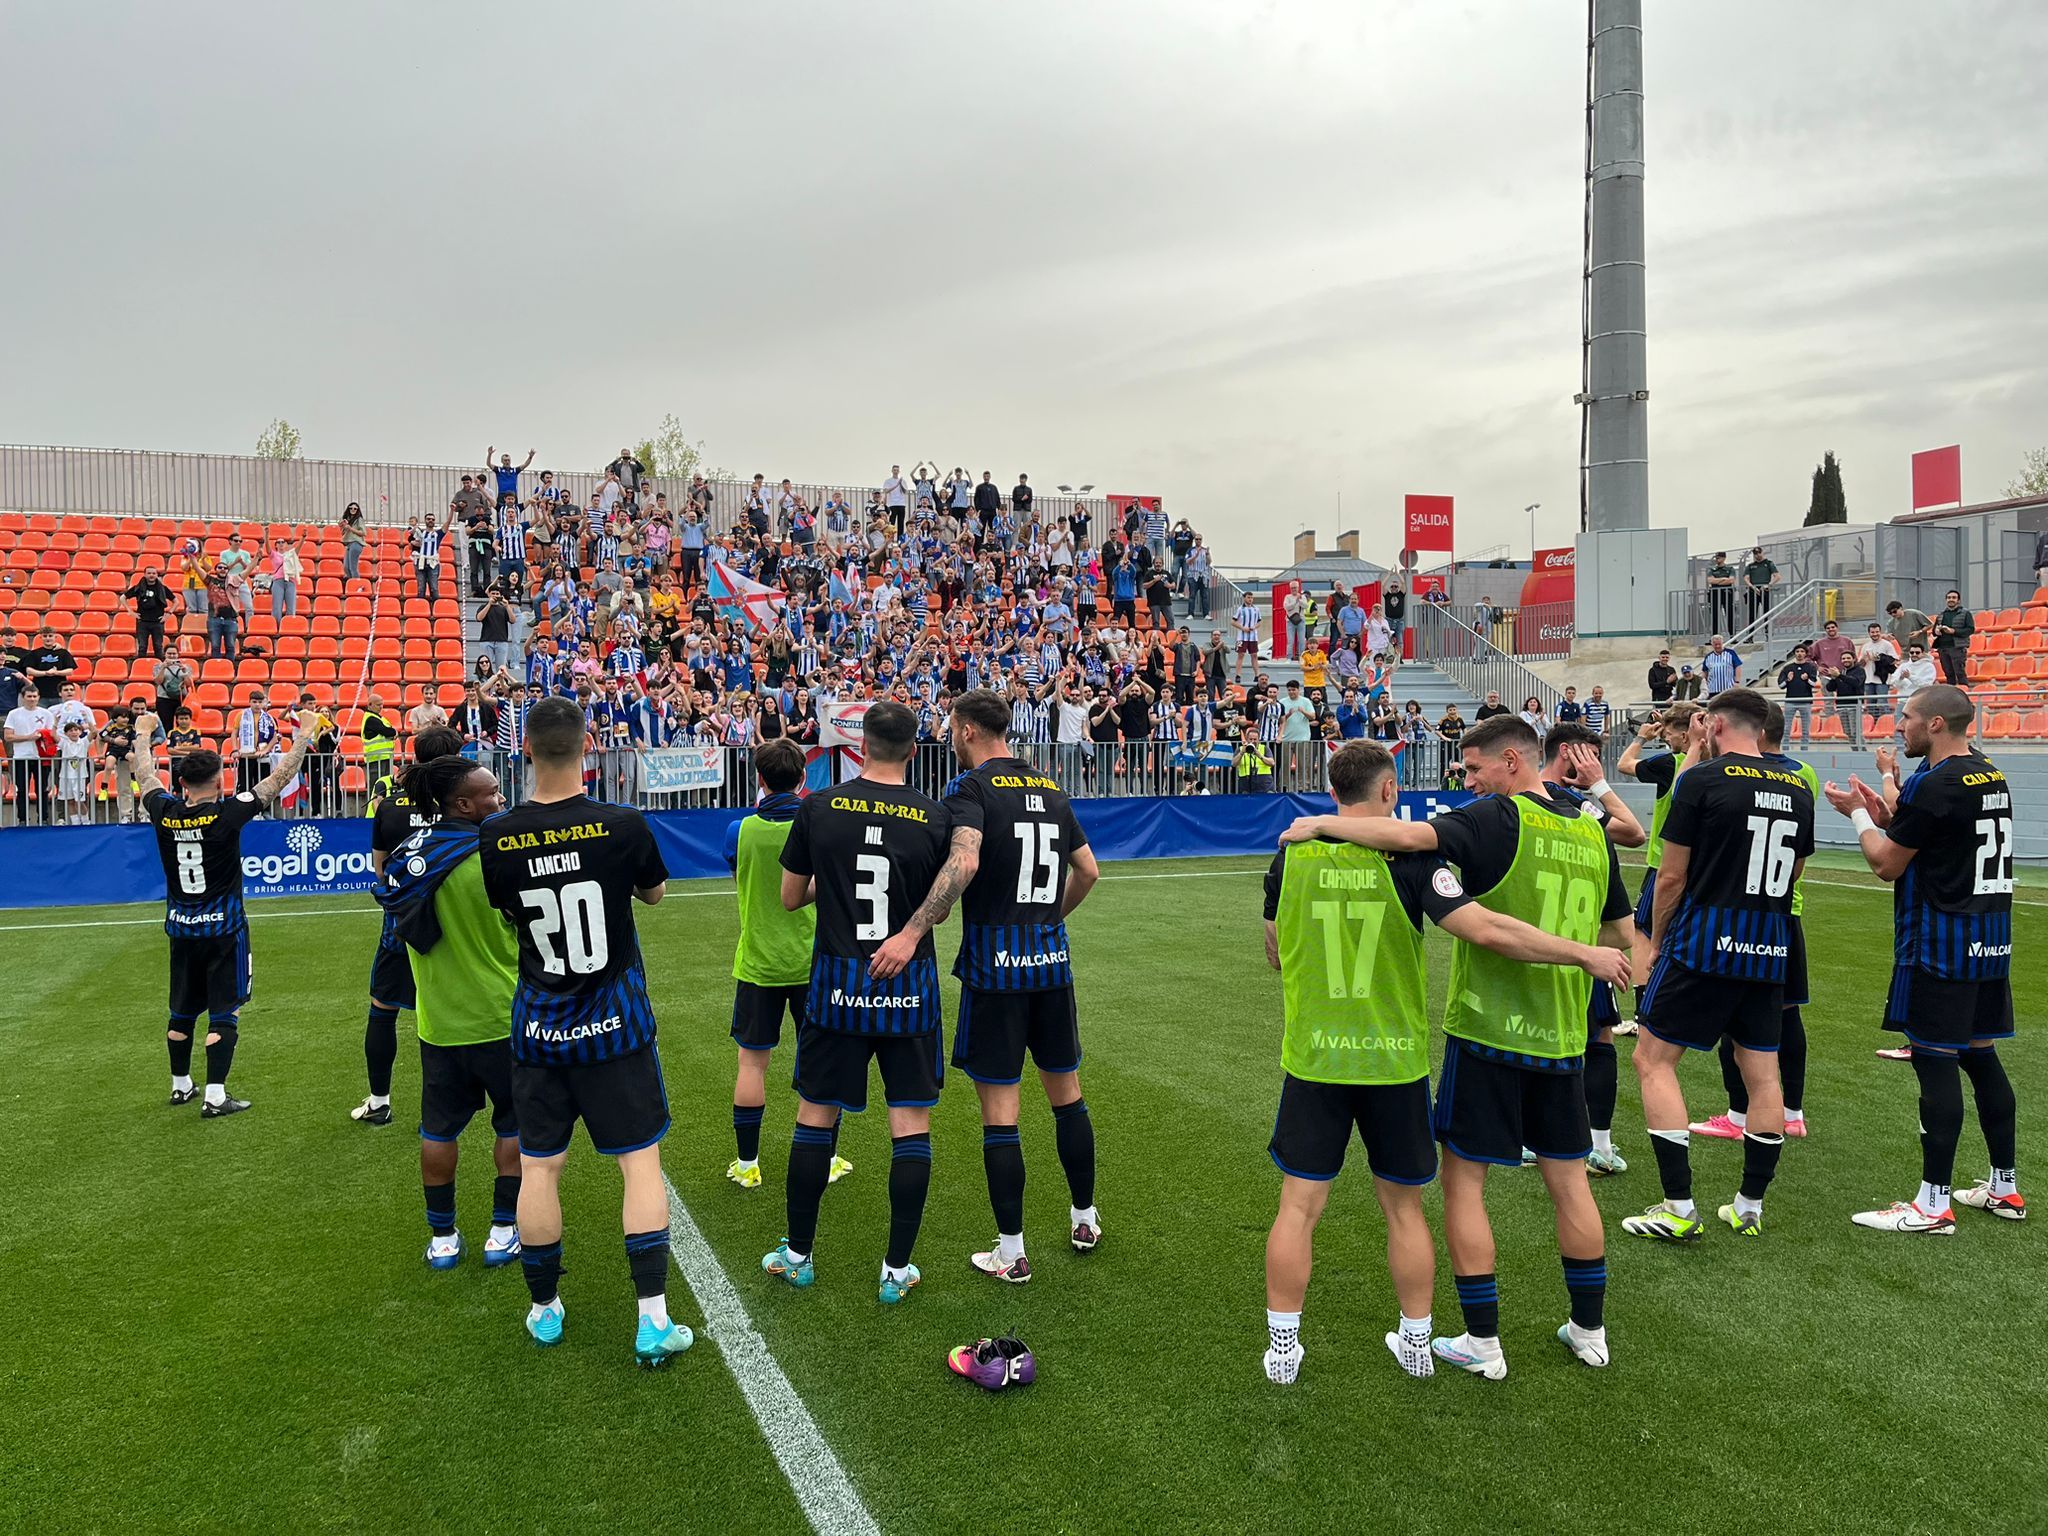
[1,792,1476,909]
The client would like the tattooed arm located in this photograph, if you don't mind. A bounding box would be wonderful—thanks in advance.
[250,713,317,809]
[867,826,982,980]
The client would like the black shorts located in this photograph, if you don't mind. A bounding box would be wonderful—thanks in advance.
[168,931,251,1022]
[1884,968,2016,1051]
[953,986,1081,1085]
[1433,1038,1590,1166]
[512,1043,670,1158]
[369,940,417,1011]
[793,1023,943,1114]
[420,1038,517,1142]
[1269,1073,1435,1185]
[1639,958,1783,1053]
[1633,866,1658,932]
[731,980,807,1051]
[1783,918,1808,1008]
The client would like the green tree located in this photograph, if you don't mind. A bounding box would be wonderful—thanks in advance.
[1804,449,1847,525]
[255,418,302,460]
[2005,446,2048,500]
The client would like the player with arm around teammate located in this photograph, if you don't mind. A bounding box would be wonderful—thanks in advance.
[379,753,523,1272]
[1261,741,1631,1384]
[132,709,315,1117]
[1528,724,1644,1176]
[477,698,692,1368]
[1624,688,1813,1245]
[1613,702,1702,1032]
[889,687,1104,1284]
[352,726,465,1127]
[763,703,952,1304]
[720,739,850,1191]
[1281,715,1636,1378]
[1826,685,2022,1233]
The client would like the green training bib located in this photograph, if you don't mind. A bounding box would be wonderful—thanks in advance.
[1275,840,1430,1085]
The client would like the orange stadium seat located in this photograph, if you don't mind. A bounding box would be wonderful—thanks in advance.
[1984,711,2021,738]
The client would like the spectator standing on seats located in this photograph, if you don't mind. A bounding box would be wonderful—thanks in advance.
[179,540,211,617]
[411,513,448,602]
[1282,582,1304,660]
[478,586,515,674]
[341,503,368,582]
[266,534,302,620]
[607,447,646,496]
[152,645,193,728]
[1743,546,1778,628]
[216,532,257,622]
[232,689,278,795]
[1582,686,1612,741]
[203,573,240,660]
[485,447,536,505]
[126,564,173,660]
[1383,580,1407,656]
[1365,603,1392,660]
[1893,642,1937,712]
[410,690,451,737]
[1647,648,1677,703]
[1808,618,1855,676]
[1776,644,1818,744]
[5,683,51,827]
[973,472,1003,534]
[1704,552,1736,633]
[1885,599,1932,657]
[1143,502,1169,565]
[1825,655,1868,745]
[1234,594,1262,683]
[1701,635,1741,696]
[1931,589,1973,686]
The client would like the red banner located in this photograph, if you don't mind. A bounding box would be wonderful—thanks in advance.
[1403,494,1454,552]
[1910,446,1961,510]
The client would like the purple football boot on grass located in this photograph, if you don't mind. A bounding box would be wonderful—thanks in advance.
[946,1333,1037,1390]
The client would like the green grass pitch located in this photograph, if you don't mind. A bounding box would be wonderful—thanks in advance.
[3,851,2043,1534]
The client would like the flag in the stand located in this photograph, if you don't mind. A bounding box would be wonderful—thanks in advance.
[708,558,787,634]
[827,568,853,604]
[1172,742,1236,770]
[271,747,305,810]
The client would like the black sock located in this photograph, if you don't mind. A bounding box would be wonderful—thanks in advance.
[1648,1130,1693,1201]
[1912,1051,1965,1189]
[1053,1097,1096,1208]
[521,1239,563,1305]
[1584,1039,1618,1132]
[1718,1036,1747,1115]
[491,1174,521,1228]
[1561,1254,1606,1331]
[1780,1008,1808,1114]
[424,1180,456,1235]
[365,1004,399,1097]
[1632,985,1645,1019]
[786,1124,834,1256]
[1739,1131,1784,1200]
[1959,1047,2018,1171]
[982,1125,1025,1234]
[886,1133,932,1270]
[1453,1272,1499,1339]
[830,1115,842,1158]
[733,1104,764,1164]
[204,1028,237,1087]
[625,1229,670,1299]
[167,1022,195,1078]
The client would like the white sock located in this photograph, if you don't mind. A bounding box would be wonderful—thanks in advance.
[488,1222,517,1244]
[882,1262,911,1283]
[736,1157,760,1171]
[784,1246,808,1265]
[528,1298,560,1320]
[171,1075,194,1093]
[1666,1197,1698,1220]
[637,1295,669,1327]
[1990,1167,2018,1197]
[1784,1107,1804,1124]
[368,1093,391,1109]
[1398,1313,1431,1342]
[1917,1180,1951,1215]
[997,1232,1025,1263]
[1266,1308,1301,1352]
[429,1231,460,1252]
[204,1082,226,1107]
[1071,1205,1097,1228]
[1733,1193,1763,1219]
[1728,1108,1747,1130]
[1591,1128,1613,1155]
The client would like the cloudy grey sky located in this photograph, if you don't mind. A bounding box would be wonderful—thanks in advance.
[5,1,2044,567]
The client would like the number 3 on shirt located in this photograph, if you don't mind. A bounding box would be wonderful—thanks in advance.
[519,880,609,976]
[855,854,890,941]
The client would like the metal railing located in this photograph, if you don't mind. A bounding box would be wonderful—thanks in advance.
[0,443,1133,542]
[1,735,1494,829]
[1666,577,1881,648]
[1408,603,1561,716]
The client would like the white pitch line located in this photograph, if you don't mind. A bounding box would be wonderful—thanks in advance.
[661,1173,879,1536]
